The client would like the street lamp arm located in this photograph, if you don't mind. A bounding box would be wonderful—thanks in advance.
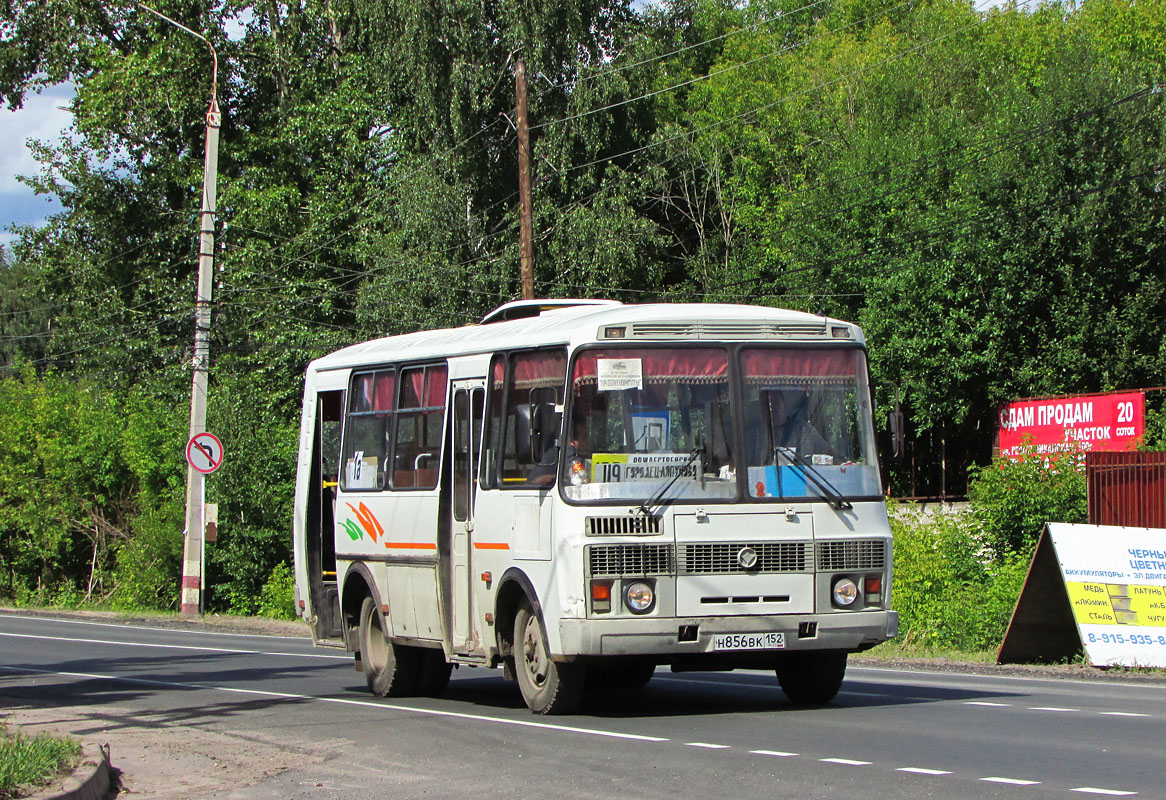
[134,1,218,115]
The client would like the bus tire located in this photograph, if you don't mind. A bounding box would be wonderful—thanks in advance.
[415,648,453,696]
[514,599,585,715]
[775,651,847,705]
[359,597,420,697]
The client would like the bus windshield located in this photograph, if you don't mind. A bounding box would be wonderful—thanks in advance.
[739,347,880,502]
[563,348,736,503]
[562,345,880,504]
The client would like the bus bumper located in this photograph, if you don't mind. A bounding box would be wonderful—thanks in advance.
[558,610,898,658]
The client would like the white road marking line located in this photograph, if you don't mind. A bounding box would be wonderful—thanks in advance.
[751,750,798,758]
[849,665,1153,689]
[1029,706,1077,712]
[0,665,669,743]
[686,742,730,749]
[820,758,871,766]
[0,613,301,640]
[982,777,1041,786]
[0,631,350,660]
[1099,712,1150,718]
[1071,788,1137,796]
[965,701,1011,707]
[841,690,889,698]
[897,767,953,775]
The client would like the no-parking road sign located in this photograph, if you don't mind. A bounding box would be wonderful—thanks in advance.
[186,432,224,475]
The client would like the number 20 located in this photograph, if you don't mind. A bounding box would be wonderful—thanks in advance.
[1117,401,1134,423]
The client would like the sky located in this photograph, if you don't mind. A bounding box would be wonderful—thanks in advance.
[0,84,74,253]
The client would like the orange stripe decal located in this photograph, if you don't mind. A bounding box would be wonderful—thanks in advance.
[473,542,511,550]
[384,541,438,550]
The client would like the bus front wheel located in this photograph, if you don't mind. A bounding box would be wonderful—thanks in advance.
[775,651,847,705]
[514,600,585,714]
[359,597,420,697]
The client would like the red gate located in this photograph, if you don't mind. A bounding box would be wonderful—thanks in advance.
[1086,451,1166,528]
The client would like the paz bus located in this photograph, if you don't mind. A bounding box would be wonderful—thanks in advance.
[292,299,897,714]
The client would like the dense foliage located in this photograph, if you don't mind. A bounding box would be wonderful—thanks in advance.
[0,0,1162,611]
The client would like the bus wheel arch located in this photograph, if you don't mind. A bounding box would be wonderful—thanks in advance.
[340,563,380,651]
[493,569,541,677]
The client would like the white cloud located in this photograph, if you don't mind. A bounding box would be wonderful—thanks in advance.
[0,84,74,192]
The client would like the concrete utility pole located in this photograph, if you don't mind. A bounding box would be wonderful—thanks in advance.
[515,59,535,300]
[137,3,221,617]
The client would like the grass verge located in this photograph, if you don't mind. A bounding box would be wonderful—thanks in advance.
[0,721,81,800]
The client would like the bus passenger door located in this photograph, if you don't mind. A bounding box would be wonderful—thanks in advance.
[307,389,344,645]
[447,381,485,653]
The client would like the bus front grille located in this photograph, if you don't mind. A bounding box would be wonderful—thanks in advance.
[816,539,887,571]
[587,543,675,576]
[679,542,812,574]
[586,515,662,536]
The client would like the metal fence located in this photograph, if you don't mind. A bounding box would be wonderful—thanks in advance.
[1086,451,1166,528]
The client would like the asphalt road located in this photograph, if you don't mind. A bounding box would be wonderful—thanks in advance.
[1,613,1163,799]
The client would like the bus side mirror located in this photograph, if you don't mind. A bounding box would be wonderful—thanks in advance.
[888,386,905,461]
[889,410,905,461]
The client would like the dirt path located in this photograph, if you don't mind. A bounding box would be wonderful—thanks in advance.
[2,609,323,798]
[8,702,332,800]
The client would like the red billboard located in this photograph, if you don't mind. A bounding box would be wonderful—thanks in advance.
[998,391,1145,458]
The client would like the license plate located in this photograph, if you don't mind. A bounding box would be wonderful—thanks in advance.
[712,632,785,651]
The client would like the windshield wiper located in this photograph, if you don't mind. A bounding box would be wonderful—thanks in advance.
[773,446,853,511]
[636,444,705,518]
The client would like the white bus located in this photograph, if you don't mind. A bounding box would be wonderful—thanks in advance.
[292,299,897,714]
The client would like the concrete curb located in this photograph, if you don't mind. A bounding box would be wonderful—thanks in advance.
[24,743,112,800]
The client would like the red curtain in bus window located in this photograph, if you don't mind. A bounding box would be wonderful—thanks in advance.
[424,365,448,407]
[401,365,448,409]
[492,356,506,390]
[512,349,566,389]
[373,371,395,411]
[739,348,859,380]
[572,348,728,387]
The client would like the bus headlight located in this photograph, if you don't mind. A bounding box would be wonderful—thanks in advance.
[624,581,655,614]
[832,577,859,608]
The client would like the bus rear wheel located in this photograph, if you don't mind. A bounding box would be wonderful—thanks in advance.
[775,651,847,705]
[359,597,420,697]
[514,599,585,715]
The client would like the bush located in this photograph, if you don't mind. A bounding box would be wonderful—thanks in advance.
[256,562,296,621]
[890,511,1027,651]
[890,451,1089,653]
[968,452,1087,560]
[110,500,184,611]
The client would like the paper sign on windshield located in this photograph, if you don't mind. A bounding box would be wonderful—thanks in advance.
[597,358,643,391]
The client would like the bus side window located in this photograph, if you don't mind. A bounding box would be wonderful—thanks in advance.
[481,355,506,489]
[392,364,447,489]
[482,349,566,489]
[340,369,394,491]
